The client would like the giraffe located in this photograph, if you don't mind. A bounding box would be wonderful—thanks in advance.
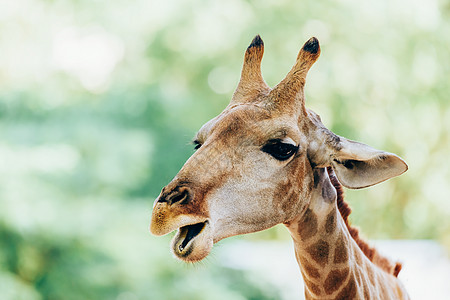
[150,35,410,299]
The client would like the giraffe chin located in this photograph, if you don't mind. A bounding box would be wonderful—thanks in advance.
[171,221,213,262]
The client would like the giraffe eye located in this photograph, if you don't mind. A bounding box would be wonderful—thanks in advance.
[261,140,298,161]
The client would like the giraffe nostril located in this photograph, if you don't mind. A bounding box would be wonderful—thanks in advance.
[159,187,191,205]
[156,186,192,205]
[170,188,190,205]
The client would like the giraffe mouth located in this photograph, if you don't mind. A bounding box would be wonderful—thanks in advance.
[171,220,212,262]
[179,222,206,251]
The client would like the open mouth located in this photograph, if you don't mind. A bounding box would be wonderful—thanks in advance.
[170,220,212,262]
[177,221,207,252]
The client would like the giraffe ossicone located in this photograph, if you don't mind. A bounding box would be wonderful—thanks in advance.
[150,35,409,299]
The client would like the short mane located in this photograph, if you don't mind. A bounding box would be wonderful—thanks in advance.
[327,167,402,277]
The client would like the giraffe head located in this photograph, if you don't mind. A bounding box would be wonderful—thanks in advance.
[150,36,407,262]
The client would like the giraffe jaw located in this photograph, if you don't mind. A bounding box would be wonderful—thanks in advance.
[171,220,213,262]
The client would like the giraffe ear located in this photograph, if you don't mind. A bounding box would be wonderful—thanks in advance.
[330,138,408,189]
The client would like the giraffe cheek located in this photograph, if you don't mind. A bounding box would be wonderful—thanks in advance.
[272,179,303,221]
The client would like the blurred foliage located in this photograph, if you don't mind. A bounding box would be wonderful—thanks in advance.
[0,0,449,299]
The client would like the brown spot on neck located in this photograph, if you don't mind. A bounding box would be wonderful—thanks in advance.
[333,235,349,264]
[325,210,336,234]
[298,208,318,241]
[324,267,350,294]
[301,260,321,279]
[304,277,322,296]
[335,276,357,300]
[306,239,329,266]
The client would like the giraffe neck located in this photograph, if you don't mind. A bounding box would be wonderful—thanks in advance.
[284,168,408,300]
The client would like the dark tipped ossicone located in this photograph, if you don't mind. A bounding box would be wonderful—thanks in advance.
[248,34,263,49]
[302,37,320,54]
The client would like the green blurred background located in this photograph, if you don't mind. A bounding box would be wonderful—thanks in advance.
[0,0,449,299]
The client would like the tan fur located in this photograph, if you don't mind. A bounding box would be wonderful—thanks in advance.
[150,35,409,299]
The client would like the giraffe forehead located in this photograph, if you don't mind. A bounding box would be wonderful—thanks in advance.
[198,104,304,144]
